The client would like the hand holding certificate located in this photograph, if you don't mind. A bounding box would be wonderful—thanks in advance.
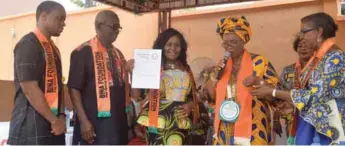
[131,49,162,89]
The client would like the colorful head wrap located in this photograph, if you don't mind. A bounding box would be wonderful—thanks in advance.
[216,16,252,43]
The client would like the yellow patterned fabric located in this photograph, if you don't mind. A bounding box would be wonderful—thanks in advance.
[213,53,279,145]
[216,16,252,43]
[137,69,196,145]
[137,70,193,129]
[160,70,192,102]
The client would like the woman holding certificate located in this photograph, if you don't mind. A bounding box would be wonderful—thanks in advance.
[137,28,206,145]
[205,16,281,145]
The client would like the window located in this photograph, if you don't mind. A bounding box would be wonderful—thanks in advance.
[340,0,345,15]
[337,0,345,20]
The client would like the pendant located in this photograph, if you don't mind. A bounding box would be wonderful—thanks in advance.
[219,99,240,122]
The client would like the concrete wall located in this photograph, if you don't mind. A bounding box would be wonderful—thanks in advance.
[0,6,157,121]
[0,6,158,81]
[172,0,345,74]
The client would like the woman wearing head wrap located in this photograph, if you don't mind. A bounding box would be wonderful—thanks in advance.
[204,16,281,145]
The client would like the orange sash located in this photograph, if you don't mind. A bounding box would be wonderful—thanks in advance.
[299,38,336,88]
[33,29,60,115]
[90,37,130,118]
[185,65,200,124]
[214,49,253,139]
[148,85,160,127]
[148,63,199,128]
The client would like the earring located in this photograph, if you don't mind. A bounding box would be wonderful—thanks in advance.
[317,37,321,42]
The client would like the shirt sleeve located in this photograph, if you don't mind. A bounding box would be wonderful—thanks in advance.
[253,56,283,103]
[263,61,280,87]
[252,55,280,87]
[67,48,86,90]
[14,38,42,82]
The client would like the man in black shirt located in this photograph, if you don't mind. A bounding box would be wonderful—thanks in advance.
[68,10,134,145]
[8,1,67,145]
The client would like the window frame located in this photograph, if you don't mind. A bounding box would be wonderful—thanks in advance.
[337,0,345,20]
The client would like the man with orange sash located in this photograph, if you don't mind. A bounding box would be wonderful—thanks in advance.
[7,1,67,145]
[68,10,134,145]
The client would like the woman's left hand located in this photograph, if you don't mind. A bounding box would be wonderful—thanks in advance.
[126,59,135,73]
[250,84,274,100]
[177,103,193,119]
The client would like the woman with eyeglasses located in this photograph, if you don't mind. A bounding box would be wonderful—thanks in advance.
[205,16,281,145]
[251,12,345,145]
[273,36,316,144]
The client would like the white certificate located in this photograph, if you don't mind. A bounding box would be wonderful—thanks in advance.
[132,49,162,89]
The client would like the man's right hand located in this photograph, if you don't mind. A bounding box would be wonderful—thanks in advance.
[69,88,96,144]
[81,120,95,144]
[50,118,66,136]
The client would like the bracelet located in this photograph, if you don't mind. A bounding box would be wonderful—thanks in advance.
[272,89,277,97]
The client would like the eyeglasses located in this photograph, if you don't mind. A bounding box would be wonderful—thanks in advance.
[298,27,316,38]
[300,27,316,34]
[105,24,122,32]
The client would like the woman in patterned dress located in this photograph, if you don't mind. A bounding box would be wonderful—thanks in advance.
[136,28,207,145]
[205,16,281,145]
[251,12,345,145]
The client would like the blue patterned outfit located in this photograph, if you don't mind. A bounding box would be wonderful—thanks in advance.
[290,46,345,145]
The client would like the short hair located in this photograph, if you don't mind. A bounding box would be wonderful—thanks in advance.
[153,28,188,66]
[301,12,338,39]
[36,1,64,22]
[293,36,301,52]
[95,10,119,30]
